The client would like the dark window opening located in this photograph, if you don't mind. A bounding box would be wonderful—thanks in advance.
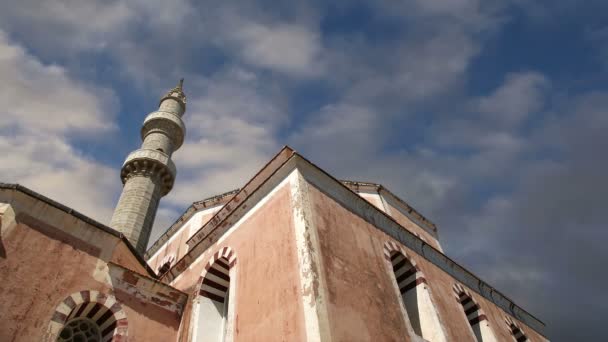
[158,261,171,274]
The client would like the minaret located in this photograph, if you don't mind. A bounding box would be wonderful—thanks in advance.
[110,80,186,253]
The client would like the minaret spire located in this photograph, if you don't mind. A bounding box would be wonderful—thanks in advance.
[110,81,187,254]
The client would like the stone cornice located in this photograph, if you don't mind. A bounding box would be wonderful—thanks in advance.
[120,149,176,195]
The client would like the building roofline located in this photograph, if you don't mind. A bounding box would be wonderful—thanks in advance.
[341,180,438,234]
[0,183,157,278]
[184,146,296,250]
[145,188,240,259]
[147,180,438,259]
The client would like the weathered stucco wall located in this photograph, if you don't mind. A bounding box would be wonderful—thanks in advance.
[110,242,149,275]
[307,184,547,342]
[0,195,183,342]
[148,208,221,272]
[308,186,414,341]
[170,183,307,341]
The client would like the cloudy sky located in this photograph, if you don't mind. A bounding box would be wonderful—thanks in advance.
[1,0,606,339]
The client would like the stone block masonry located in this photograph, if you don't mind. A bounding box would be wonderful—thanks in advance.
[110,80,187,254]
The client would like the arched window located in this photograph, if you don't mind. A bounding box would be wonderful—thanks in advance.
[58,303,116,342]
[192,247,236,342]
[453,284,497,342]
[385,241,446,342]
[158,261,171,274]
[157,254,175,275]
[58,317,102,342]
[48,291,128,342]
[505,317,529,342]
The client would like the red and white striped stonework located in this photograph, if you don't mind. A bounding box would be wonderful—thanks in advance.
[199,246,237,303]
[384,241,427,294]
[453,283,487,326]
[48,290,128,341]
[505,316,529,342]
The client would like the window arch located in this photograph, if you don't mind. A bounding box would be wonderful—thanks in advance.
[48,291,128,342]
[453,283,497,342]
[505,316,529,342]
[384,241,446,342]
[192,246,237,342]
[158,254,176,275]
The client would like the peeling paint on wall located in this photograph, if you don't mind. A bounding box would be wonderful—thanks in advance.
[290,169,332,342]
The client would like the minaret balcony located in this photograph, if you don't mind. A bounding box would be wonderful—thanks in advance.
[120,148,176,195]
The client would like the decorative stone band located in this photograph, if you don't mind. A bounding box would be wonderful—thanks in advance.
[120,149,176,195]
[199,246,237,303]
[505,316,529,342]
[453,283,488,326]
[159,89,186,111]
[48,290,128,341]
[141,111,186,149]
[384,241,427,294]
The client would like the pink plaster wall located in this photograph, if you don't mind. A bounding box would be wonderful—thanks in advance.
[170,184,307,342]
[0,213,182,341]
[148,210,220,272]
[308,185,547,342]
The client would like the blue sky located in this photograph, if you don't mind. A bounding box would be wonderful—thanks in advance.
[1,0,607,339]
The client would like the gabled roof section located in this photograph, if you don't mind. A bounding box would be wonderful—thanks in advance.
[0,183,157,277]
[187,146,296,247]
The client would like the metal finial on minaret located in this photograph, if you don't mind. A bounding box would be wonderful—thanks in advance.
[160,78,186,110]
[110,81,187,254]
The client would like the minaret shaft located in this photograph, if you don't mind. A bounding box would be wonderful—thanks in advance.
[110,82,186,254]
[111,174,162,252]
[142,131,174,154]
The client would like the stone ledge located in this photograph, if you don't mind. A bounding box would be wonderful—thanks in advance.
[120,149,176,195]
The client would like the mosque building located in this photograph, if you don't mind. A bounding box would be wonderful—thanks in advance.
[0,81,547,341]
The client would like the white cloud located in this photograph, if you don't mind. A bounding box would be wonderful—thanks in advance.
[0,30,119,223]
[0,135,118,222]
[476,71,549,126]
[289,103,378,164]
[0,31,116,135]
[0,0,132,53]
[229,21,324,76]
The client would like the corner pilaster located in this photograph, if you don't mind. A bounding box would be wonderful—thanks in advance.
[289,169,332,342]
